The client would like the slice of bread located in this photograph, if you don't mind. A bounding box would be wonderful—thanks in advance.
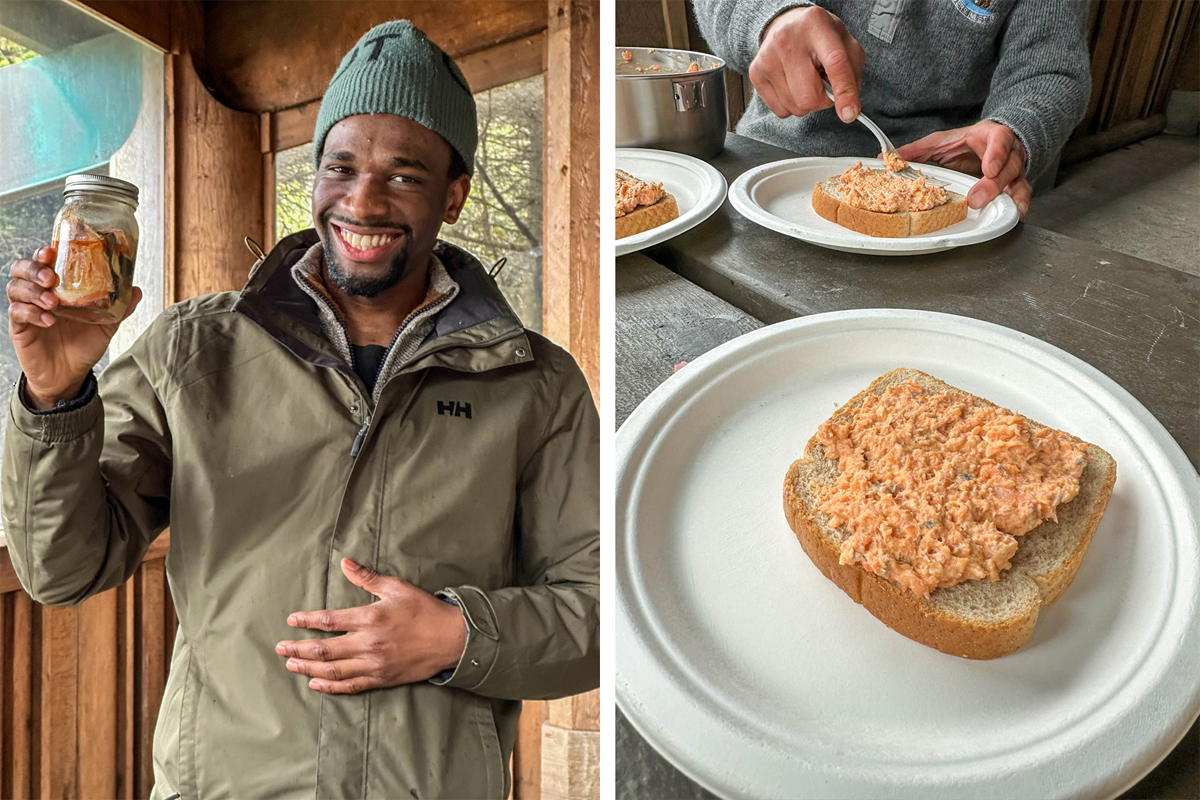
[812,178,968,238]
[783,368,1117,659]
[616,194,680,239]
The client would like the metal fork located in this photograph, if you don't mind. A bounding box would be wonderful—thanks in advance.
[822,81,949,187]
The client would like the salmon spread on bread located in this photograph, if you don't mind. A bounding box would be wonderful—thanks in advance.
[616,170,666,218]
[615,169,680,239]
[836,162,950,214]
[783,369,1116,659]
[815,381,1089,598]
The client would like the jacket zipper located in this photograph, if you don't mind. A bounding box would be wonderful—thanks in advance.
[350,413,372,457]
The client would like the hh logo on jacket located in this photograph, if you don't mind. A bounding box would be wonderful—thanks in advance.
[437,400,472,419]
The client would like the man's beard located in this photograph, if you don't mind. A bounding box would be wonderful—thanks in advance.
[320,220,415,298]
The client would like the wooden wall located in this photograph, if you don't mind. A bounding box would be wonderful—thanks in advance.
[0,539,174,799]
[1064,0,1199,163]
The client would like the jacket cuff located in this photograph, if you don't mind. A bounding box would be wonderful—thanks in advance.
[429,586,500,690]
[428,594,469,684]
[10,373,102,442]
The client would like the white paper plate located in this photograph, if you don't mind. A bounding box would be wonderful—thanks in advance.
[616,148,727,257]
[728,157,1020,255]
[616,309,1200,800]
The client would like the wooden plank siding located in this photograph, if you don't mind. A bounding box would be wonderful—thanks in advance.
[1066,0,1197,162]
[0,541,174,799]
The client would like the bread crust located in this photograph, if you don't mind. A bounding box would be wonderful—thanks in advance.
[616,194,679,239]
[782,368,1117,659]
[811,180,968,238]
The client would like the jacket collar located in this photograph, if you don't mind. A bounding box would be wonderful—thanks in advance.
[232,229,531,383]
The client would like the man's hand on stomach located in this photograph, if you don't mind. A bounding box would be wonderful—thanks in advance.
[751,6,865,123]
[276,558,468,694]
[895,121,1033,219]
[6,246,143,409]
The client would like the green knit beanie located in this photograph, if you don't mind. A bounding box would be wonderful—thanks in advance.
[312,20,477,175]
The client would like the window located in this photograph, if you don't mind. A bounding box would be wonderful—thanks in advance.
[0,2,164,516]
[274,74,545,332]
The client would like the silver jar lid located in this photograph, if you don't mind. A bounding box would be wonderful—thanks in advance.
[63,173,139,204]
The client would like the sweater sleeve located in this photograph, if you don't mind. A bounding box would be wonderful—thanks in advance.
[1,309,174,606]
[693,0,813,74]
[435,349,599,700]
[981,0,1092,181]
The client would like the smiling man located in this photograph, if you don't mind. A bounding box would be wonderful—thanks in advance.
[2,20,598,800]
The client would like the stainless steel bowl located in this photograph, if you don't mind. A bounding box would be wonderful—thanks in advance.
[615,47,728,160]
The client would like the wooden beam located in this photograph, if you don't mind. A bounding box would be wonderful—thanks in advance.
[542,0,600,398]
[270,103,322,155]
[199,0,549,113]
[266,32,548,155]
[459,31,547,94]
[1062,113,1168,165]
[67,0,173,52]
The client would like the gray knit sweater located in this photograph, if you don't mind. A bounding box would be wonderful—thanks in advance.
[694,0,1092,180]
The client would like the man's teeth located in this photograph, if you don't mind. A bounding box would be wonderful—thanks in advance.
[339,229,395,250]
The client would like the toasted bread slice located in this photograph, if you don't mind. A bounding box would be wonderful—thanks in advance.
[616,194,680,239]
[783,368,1117,659]
[812,178,968,238]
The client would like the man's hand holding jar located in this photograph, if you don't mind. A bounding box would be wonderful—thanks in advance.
[6,174,143,411]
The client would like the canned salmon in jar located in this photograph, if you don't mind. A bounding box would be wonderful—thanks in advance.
[49,174,139,324]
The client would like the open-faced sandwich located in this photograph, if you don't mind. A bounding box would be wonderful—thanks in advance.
[616,169,679,239]
[812,156,968,238]
[783,368,1116,659]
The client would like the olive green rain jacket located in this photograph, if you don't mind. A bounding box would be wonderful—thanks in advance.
[1,231,600,799]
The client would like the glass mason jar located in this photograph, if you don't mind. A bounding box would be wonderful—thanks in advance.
[49,174,139,324]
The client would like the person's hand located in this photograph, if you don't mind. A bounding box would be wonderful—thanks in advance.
[750,5,865,123]
[276,558,467,694]
[895,121,1033,219]
[6,246,142,409]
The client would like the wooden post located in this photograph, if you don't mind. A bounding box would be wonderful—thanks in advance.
[543,0,600,398]
[541,692,601,800]
[170,0,265,301]
[262,111,277,250]
[530,5,601,799]
[660,0,690,50]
